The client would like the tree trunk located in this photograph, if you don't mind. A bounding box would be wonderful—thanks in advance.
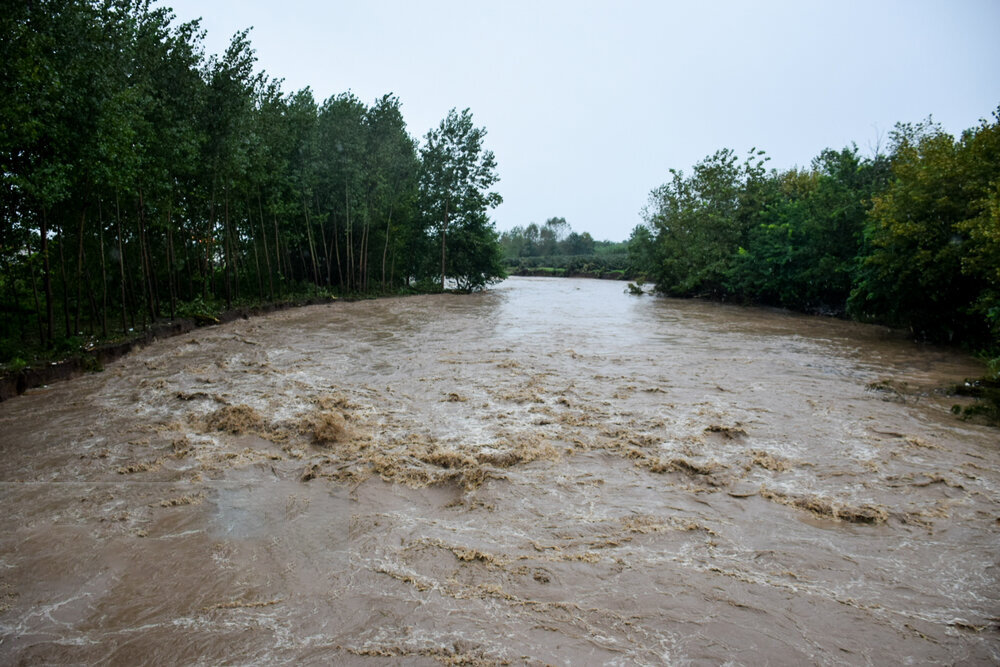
[303,199,320,288]
[98,199,108,337]
[248,201,263,299]
[82,246,98,336]
[57,219,71,338]
[257,193,274,300]
[440,200,449,290]
[39,209,54,345]
[74,207,87,335]
[223,188,233,308]
[315,192,331,286]
[271,213,284,289]
[136,188,157,327]
[206,182,216,300]
[331,213,343,288]
[29,255,44,345]
[346,189,355,290]
[381,205,393,292]
[360,203,369,292]
[114,191,129,334]
[166,210,177,319]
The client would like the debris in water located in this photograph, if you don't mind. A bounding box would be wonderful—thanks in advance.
[202,598,282,612]
[206,404,267,435]
[865,379,913,403]
[749,450,791,472]
[158,493,204,507]
[648,456,720,477]
[761,487,888,524]
[704,424,747,439]
[305,409,351,446]
[116,458,163,474]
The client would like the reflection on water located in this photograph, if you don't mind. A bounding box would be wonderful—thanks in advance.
[1,277,997,664]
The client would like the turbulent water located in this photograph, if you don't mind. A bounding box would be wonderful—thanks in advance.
[1,276,998,665]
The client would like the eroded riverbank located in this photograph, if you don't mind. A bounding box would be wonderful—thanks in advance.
[1,277,997,664]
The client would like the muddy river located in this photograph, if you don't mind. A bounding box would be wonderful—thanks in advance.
[1,277,998,664]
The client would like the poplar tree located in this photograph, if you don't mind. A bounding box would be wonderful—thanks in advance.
[418,108,502,290]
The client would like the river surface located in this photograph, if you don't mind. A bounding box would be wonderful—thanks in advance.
[1,277,998,665]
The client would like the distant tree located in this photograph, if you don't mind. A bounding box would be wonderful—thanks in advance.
[521,222,540,256]
[561,231,595,255]
[536,216,568,255]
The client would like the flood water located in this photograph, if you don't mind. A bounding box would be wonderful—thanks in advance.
[1,276,998,664]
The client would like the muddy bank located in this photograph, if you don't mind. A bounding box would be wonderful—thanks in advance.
[1,277,998,664]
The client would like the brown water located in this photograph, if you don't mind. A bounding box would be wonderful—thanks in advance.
[1,276,998,665]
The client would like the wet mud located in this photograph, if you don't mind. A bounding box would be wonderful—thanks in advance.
[1,277,998,664]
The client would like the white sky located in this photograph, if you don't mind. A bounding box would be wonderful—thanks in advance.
[160,0,1000,241]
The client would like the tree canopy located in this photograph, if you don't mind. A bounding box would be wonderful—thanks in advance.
[0,0,506,363]
[630,109,1000,359]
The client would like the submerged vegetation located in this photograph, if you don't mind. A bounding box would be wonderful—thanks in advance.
[628,111,1000,418]
[0,0,505,369]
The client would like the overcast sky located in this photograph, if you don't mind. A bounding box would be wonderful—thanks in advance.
[160,0,1000,241]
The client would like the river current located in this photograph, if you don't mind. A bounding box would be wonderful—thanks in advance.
[1,277,997,664]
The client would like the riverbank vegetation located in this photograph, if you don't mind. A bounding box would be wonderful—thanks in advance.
[499,217,639,279]
[629,111,1000,418]
[0,0,505,370]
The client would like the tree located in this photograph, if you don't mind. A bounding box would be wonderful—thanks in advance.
[851,119,991,343]
[562,230,595,256]
[644,148,767,296]
[727,146,890,312]
[0,2,506,364]
[418,108,502,289]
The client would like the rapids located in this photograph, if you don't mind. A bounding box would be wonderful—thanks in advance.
[1,277,997,664]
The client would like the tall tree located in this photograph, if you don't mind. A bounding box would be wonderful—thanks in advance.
[418,108,502,290]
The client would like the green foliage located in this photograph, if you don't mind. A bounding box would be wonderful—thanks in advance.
[632,108,1000,374]
[419,108,504,290]
[643,148,771,297]
[0,1,505,364]
[851,112,1000,346]
[175,296,223,320]
[725,148,890,313]
[500,218,599,258]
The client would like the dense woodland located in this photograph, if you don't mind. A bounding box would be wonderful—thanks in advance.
[629,113,1000,383]
[0,0,505,365]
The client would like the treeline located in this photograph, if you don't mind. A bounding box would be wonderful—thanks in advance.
[500,217,636,278]
[0,0,504,363]
[500,217,598,257]
[631,111,1000,360]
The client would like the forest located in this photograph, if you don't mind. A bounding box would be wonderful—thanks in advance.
[629,112,1000,397]
[0,0,505,367]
